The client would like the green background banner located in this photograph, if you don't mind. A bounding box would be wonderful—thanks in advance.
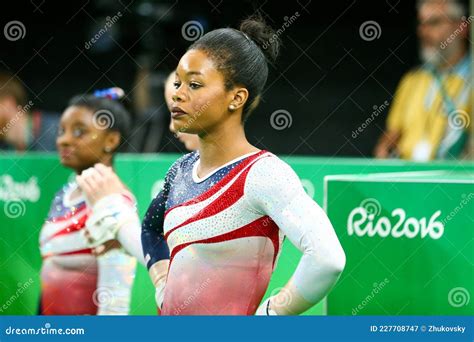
[325,171,473,315]
[1,152,473,315]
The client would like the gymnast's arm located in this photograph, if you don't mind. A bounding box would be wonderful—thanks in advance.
[77,164,144,264]
[141,183,172,308]
[245,156,346,315]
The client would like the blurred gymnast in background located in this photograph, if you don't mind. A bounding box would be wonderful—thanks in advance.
[39,89,144,315]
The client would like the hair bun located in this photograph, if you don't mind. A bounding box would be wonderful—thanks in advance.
[240,15,280,64]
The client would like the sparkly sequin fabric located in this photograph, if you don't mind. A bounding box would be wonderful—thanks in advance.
[143,150,285,315]
[39,183,136,315]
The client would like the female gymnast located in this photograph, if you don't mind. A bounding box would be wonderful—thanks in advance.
[142,17,346,315]
[39,89,143,315]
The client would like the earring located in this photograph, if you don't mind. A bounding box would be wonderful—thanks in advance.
[229,104,236,111]
[104,146,112,153]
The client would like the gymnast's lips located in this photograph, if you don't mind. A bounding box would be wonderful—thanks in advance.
[171,106,187,118]
[59,148,74,158]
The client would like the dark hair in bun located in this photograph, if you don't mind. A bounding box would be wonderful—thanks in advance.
[188,15,281,121]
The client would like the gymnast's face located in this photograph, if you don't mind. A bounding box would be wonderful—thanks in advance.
[56,106,118,173]
[170,49,238,135]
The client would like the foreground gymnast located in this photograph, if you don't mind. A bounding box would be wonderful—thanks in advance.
[39,89,143,315]
[142,17,346,315]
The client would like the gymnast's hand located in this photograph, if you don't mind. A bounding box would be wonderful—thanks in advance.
[76,163,126,206]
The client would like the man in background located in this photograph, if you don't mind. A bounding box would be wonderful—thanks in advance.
[374,0,471,161]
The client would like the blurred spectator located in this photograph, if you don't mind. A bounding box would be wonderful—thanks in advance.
[127,59,170,153]
[374,0,471,161]
[0,72,59,152]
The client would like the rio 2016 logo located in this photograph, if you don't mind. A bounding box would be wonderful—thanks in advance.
[347,198,444,239]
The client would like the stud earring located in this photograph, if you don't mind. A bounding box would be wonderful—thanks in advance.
[229,104,236,111]
[104,146,112,153]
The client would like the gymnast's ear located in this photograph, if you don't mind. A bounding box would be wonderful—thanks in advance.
[104,131,121,153]
[227,87,249,112]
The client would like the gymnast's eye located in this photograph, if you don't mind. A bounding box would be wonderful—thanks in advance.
[189,82,202,89]
[72,127,85,138]
[173,81,180,89]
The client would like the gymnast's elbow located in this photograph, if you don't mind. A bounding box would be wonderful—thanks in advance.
[330,245,346,276]
[322,226,346,276]
[310,244,346,278]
